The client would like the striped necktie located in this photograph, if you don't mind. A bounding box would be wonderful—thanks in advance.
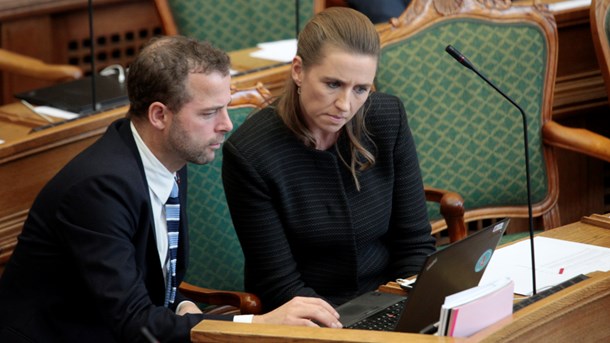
[164,179,180,307]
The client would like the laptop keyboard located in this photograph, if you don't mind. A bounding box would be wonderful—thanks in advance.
[347,298,407,331]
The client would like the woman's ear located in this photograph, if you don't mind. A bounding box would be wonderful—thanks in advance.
[291,55,303,87]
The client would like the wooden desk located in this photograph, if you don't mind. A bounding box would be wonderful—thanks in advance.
[191,218,610,342]
[466,217,610,342]
[228,48,290,97]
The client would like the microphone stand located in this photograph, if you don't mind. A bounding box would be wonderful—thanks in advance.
[445,45,537,295]
[88,0,98,113]
[295,0,300,39]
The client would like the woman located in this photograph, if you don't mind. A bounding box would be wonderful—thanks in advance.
[222,7,435,311]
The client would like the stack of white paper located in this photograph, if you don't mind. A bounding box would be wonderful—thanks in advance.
[439,278,514,337]
[481,237,610,295]
[250,39,297,62]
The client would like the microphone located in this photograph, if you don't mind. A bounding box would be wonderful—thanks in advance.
[87,0,99,113]
[295,0,300,39]
[445,45,537,295]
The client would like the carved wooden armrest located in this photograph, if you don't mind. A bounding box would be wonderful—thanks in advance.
[425,186,466,242]
[543,120,610,163]
[0,49,83,81]
[178,282,262,315]
[230,82,273,108]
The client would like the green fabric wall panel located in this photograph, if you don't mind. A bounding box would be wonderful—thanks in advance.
[168,0,314,51]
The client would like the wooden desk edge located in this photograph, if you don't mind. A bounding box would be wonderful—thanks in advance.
[191,320,456,343]
[581,214,610,230]
[0,105,127,161]
[192,220,610,342]
[192,270,610,342]
[466,270,610,342]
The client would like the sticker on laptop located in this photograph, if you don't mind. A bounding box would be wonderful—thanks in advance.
[475,249,493,273]
[493,221,506,232]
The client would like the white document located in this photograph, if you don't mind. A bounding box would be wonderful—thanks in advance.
[480,236,610,295]
[21,100,77,121]
[250,39,297,63]
[33,106,78,120]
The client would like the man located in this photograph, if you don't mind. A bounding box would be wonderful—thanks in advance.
[0,36,341,342]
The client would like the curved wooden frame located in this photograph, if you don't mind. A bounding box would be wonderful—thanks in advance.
[591,0,610,100]
[378,0,610,231]
[229,82,273,108]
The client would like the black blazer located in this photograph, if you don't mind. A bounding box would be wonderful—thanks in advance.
[0,118,227,343]
[223,92,436,311]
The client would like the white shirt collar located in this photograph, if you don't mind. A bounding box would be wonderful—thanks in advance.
[130,121,175,202]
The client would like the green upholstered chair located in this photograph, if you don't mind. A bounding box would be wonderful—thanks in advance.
[154,0,325,52]
[178,84,272,314]
[375,0,610,237]
[592,0,610,100]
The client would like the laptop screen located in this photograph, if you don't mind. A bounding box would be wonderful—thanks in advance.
[395,219,509,333]
[335,219,510,333]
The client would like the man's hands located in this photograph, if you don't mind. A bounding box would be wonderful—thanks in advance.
[252,296,342,328]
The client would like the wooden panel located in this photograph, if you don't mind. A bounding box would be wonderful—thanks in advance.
[191,320,450,343]
[550,1,608,117]
[522,0,610,226]
[52,1,163,75]
[469,271,610,342]
[0,0,162,104]
[0,16,55,104]
[0,0,128,20]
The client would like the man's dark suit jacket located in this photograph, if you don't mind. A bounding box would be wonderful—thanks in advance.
[0,118,227,343]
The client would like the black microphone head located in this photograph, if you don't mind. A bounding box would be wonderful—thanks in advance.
[445,45,474,70]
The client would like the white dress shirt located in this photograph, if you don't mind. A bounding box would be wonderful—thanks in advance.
[131,122,174,274]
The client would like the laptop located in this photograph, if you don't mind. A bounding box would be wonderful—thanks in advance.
[336,218,510,333]
[15,74,129,116]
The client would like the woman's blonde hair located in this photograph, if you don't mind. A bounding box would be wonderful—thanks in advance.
[277,7,380,190]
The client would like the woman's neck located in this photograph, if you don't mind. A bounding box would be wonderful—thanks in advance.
[314,131,340,150]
